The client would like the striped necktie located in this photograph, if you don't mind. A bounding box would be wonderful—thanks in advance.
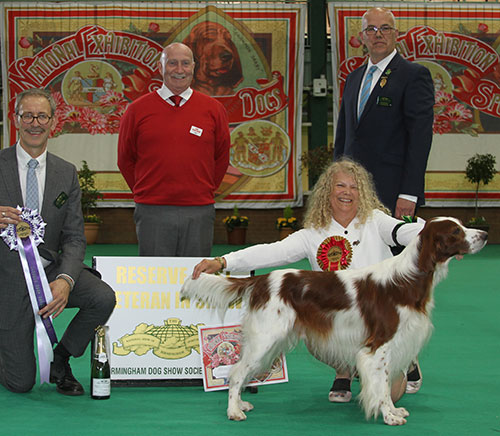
[358,65,378,120]
[26,158,39,211]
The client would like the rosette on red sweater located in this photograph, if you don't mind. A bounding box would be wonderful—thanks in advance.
[316,236,352,271]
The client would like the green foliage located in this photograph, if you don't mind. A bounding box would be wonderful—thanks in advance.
[223,206,248,231]
[300,143,334,186]
[465,153,496,186]
[283,206,293,219]
[78,160,103,223]
[465,153,497,223]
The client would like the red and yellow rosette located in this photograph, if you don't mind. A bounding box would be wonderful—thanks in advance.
[316,236,353,271]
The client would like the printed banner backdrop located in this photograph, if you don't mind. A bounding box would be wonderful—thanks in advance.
[0,1,306,208]
[329,2,500,207]
[93,256,250,382]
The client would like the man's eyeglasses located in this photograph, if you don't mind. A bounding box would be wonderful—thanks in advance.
[363,25,395,36]
[17,112,52,125]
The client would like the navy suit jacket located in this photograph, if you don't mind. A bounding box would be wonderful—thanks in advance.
[0,145,86,329]
[334,52,435,213]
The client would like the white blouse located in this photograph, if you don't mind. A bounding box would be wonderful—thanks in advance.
[224,209,425,273]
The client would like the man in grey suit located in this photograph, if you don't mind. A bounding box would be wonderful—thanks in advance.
[0,88,115,395]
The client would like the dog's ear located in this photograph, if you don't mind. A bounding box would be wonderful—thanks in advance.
[418,219,469,272]
[417,222,437,273]
[432,231,454,264]
[434,224,469,262]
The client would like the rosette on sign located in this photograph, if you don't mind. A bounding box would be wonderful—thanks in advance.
[316,236,353,272]
[0,206,57,384]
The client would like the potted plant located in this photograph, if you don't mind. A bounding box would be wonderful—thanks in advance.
[78,160,103,244]
[223,206,249,244]
[464,153,496,231]
[300,143,334,187]
[276,206,299,239]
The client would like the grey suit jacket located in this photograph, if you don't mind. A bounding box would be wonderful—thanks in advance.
[0,145,86,329]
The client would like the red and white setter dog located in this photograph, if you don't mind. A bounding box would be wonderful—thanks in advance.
[181,218,487,425]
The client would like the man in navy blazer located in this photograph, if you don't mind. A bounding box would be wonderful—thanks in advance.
[0,89,115,395]
[334,7,435,219]
[331,7,433,404]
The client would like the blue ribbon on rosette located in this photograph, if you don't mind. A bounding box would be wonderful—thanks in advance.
[0,206,58,384]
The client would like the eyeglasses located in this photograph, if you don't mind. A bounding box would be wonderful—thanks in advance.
[363,25,395,36]
[17,112,52,125]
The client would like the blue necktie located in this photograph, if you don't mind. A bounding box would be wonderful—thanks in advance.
[26,158,39,211]
[358,65,378,120]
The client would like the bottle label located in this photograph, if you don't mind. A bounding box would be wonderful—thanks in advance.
[92,378,110,396]
[96,352,108,364]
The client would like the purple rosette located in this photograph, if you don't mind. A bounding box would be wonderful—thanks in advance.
[1,206,46,248]
[1,206,57,384]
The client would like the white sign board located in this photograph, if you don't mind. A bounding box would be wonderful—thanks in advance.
[93,256,248,382]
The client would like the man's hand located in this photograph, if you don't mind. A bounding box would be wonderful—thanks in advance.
[0,206,21,229]
[395,198,416,220]
[39,278,71,319]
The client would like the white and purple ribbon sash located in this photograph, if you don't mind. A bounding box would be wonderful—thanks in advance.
[0,207,57,384]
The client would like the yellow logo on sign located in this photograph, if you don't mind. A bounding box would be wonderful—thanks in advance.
[113,318,203,360]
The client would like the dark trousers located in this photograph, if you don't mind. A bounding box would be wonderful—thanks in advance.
[0,268,115,393]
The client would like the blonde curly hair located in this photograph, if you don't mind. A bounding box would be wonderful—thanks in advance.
[303,158,390,229]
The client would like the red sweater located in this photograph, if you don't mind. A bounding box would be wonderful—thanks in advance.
[118,90,230,206]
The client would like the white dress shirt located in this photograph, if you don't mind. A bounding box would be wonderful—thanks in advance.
[357,49,397,109]
[157,84,193,107]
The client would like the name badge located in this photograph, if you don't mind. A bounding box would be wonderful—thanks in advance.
[54,191,68,208]
[376,96,392,107]
[190,126,203,137]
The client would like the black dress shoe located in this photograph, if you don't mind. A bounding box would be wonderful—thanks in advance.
[50,360,84,396]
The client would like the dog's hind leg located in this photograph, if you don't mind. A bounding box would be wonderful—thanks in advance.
[226,357,256,421]
[227,304,295,421]
[357,345,409,426]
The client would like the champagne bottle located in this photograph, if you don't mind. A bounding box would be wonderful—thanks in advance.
[91,325,111,400]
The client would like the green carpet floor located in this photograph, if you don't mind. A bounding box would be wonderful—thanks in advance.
[1,244,499,435]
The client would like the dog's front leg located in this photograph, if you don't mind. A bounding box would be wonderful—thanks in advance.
[357,345,409,426]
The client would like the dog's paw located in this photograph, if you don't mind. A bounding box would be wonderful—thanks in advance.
[383,411,407,426]
[392,406,409,418]
[227,407,247,421]
[240,400,254,412]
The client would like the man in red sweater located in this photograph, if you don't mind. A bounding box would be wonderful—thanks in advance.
[118,42,230,256]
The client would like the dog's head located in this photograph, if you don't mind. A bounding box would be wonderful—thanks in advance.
[417,217,488,272]
[184,21,243,95]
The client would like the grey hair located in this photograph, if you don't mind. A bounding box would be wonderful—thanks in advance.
[15,88,56,116]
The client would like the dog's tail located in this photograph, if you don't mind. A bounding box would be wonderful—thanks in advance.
[181,273,253,311]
